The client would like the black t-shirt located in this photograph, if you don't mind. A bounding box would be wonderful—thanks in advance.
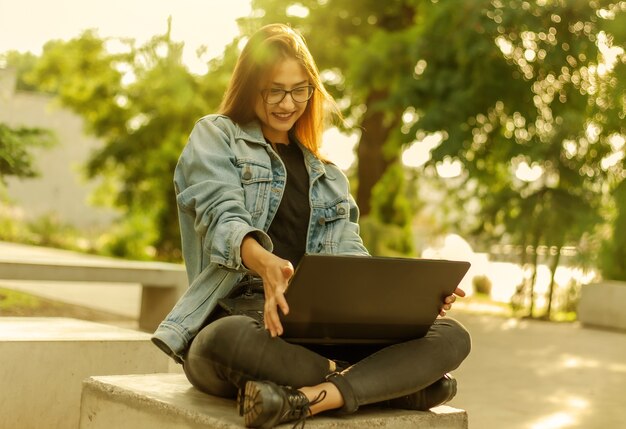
[267,140,311,268]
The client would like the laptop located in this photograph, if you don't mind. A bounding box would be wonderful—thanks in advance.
[281,254,470,344]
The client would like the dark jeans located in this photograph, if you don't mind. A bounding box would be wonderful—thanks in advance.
[183,314,471,413]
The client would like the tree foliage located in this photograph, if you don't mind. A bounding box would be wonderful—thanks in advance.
[241,0,626,315]
[6,1,625,303]
[0,123,55,183]
[0,51,40,92]
[23,21,236,259]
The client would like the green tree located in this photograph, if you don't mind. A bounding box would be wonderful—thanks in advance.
[0,51,40,92]
[240,0,625,317]
[408,1,625,317]
[24,21,234,259]
[0,123,54,183]
[600,180,626,281]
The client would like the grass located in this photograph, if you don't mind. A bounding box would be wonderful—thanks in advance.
[0,287,55,313]
[454,293,579,323]
[0,286,133,322]
[453,293,513,317]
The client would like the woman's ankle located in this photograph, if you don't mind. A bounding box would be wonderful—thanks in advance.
[300,382,344,415]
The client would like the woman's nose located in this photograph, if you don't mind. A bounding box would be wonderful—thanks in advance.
[279,92,296,108]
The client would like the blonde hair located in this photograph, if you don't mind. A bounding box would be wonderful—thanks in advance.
[219,23,338,158]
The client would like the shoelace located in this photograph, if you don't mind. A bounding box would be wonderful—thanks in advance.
[290,389,327,429]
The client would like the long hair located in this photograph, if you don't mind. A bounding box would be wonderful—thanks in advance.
[219,24,338,158]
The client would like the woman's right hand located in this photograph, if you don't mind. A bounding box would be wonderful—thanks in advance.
[241,235,294,337]
[259,258,294,337]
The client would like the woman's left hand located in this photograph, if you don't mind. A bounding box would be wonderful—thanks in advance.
[439,287,466,317]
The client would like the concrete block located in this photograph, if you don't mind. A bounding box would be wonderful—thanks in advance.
[578,281,626,331]
[80,373,468,429]
[0,317,169,429]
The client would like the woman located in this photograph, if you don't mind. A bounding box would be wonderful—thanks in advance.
[152,23,471,428]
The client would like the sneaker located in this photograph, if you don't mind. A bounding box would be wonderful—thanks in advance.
[238,380,325,428]
[387,373,457,411]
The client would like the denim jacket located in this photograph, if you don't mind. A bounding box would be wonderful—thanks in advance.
[152,114,369,362]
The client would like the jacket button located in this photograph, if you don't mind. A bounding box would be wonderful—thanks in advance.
[337,207,346,215]
[242,171,252,180]
[318,218,326,225]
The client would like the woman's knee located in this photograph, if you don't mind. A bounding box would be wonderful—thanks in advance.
[435,318,472,360]
[189,315,264,361]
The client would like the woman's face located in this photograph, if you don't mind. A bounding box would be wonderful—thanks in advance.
[254,58,310,144]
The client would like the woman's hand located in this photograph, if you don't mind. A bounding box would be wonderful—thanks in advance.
[439,287,466,317]
[241,235,294,337]
[260,260,294,337]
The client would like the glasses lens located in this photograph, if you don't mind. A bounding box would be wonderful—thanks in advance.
[291,86,314,102]
[264,89,286,104]
[262,86,314,104]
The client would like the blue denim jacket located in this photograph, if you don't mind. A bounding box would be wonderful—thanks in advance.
[152,114,369,362]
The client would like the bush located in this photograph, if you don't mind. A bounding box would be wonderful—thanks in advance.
[359,216,414,257]
[473,274,492,296]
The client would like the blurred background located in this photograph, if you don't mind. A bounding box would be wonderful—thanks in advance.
[2,0,625,321]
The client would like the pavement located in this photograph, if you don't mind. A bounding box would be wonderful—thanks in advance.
[448,311,626,429]
[1,241,625,429]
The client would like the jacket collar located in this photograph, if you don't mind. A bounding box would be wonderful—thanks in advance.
[237,119,268,145]
[237,119,334,180]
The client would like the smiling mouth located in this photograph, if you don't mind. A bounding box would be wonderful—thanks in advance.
[272,112,295,119]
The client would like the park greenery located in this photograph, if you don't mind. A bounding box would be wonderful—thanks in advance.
[0,123,54,184]
[0,0,625,320]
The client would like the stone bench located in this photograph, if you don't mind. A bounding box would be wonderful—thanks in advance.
[0,253,187,331]
[578,281,626,331]
[80,373,468,429]
[0,318,170,429]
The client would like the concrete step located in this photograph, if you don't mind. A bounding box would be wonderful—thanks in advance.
[80,373,468,429]
[0,317,170,429]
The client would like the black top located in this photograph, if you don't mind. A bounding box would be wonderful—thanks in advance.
[267,139,311,268]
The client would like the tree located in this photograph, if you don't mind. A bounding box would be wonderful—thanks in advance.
[0,51,40,92]
[240,0,625,317]
[407,0,625,318]
[24,21,234,259]
[0,123,54,183]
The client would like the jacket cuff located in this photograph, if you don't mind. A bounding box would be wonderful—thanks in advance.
[209,223,273,271]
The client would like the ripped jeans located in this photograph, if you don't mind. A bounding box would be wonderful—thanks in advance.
[182,313,471,413]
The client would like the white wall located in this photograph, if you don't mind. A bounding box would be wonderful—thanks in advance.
[0,67,118,229]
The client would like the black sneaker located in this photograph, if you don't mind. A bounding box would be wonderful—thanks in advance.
[238,380,325,428]
[387,373,457,411]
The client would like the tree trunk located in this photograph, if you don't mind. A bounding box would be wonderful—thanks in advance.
[528,243,540,318]
[356,90,397,216]
[544,246,562,319]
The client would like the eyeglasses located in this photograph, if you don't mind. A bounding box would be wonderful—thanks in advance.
[260,85,315,104]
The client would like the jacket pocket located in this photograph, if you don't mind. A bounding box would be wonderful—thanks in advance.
[316,199,350,252]
[236,160,272,223]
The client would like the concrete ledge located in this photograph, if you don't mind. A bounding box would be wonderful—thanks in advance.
[578,281,626,331]
[0,246,187,331]
[80,373,468,429]
[0,318,169,429]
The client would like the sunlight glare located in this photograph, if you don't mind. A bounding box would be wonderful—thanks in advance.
[601,151,624,170]
[321,127,358,171]
[286,4,310,18]
[402,133,442,168]
[561,356,600,370]
[0,0,253,76]
[436,157,463,178]
[515,161,544,182]
[530,412,576,429]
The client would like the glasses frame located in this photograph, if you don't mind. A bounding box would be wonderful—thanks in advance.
[260,85,315,105]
